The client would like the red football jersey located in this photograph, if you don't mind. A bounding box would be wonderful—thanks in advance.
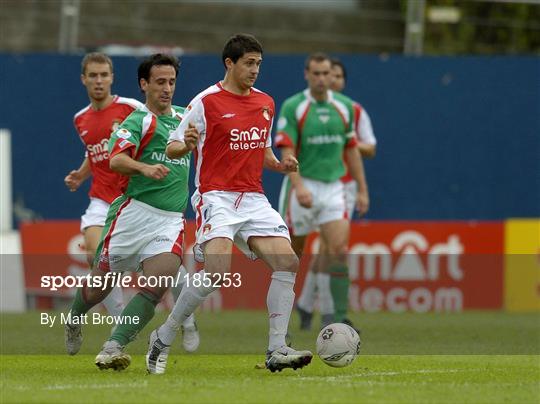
[170,83,274,194]
[73,96,142,203]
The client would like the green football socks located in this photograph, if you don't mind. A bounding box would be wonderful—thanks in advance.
[109,291,158,346]
[69,287,94,318]
[329,264,350,322]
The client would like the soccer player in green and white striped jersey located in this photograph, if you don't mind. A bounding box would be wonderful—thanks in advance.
[65,54,198,371]
[294,58,377,331]
[275,53,369,331]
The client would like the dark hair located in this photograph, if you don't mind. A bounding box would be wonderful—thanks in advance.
[304,52,331,70]
[137,54,180,88]
[330,57,347,81]
[81,52,113,75]
[222,33,263,67]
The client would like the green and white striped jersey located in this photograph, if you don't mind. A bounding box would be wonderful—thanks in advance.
[109,105,190,213]
[275,89,357,183]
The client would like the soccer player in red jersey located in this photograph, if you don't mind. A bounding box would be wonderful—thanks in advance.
[146,34,313,374]
[65,53,142,319]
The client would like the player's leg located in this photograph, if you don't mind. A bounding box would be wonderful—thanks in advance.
[66,208,120,355]
[290,234,306,257]
[280,176,311,300]
[249,236,299,351]
[65,265,116,355]
[156,238,229,344]
[312,239,335,328]
[147,192,245,374]
[146,238,230,374]
[68,196,130,329]
[293,233,318,330]
[97,252,180,371]
[315,180,355,326]
[84,225,124,317]
[170,265,199,352]
[151,192,235,351]
[284,180,318,330]
[297,236,335,329]
[248,236,313,372]
[91,197,170,370]
[320,218,350,324]
[337,180,359,331]
[112,252,180,346]
[82,226,102,267]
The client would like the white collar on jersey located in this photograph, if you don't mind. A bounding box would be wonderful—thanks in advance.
[141,104,180,118]
[304,88,335,104]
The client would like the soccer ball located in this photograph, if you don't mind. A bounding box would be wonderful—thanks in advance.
[316,323,361,368]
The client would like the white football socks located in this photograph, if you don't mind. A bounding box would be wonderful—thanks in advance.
[296,270,316,312]
[170,266,197,329]
[158,270,217,346]
[267,271,296,352]
[102,286,124,317]
[170,265,188,302]
[316,272,334,315]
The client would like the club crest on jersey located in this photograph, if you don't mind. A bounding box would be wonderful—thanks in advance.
[318,115,330,124]
[203,224,212,235]
[116,128,132,140]
[262,106,271,121]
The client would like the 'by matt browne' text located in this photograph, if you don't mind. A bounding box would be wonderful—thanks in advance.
[40,312,140,328]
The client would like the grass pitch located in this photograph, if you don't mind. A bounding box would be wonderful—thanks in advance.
[1,311,539,403]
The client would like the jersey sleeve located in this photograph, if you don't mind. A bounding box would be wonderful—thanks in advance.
[116,97,144,111]
[266,117,274,148]
[356,106,377,146]
[72,114,88,149]
[169,98,205,144]
[265,99,275,148]
[344,100,358,149]
[274,99,298,148]
[109,115,141,158]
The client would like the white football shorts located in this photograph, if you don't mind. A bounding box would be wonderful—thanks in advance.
[343,180,358,220]
[191,190,291,261]
[279,177,348,237]
[80,197,110,232]
[97,198,185,273]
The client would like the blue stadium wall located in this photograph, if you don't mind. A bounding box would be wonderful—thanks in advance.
[0,54,538,224]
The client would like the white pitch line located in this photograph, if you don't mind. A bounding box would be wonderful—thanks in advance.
[300,368,487,381]
[43,381,148,391]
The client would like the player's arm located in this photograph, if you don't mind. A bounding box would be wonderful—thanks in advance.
[263,147,298,173]
[166,141,190,159]
[344,141,375,164]
[166,121,198,159]
[358,142,376,158]
[168,99,204,159]
[64,157,91,192]
[274,100,312,207]
[109,122,169,180]
[110,151,169,180]
[355,106,376,158]
[280,147,312,209]
[345,146,369,216]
